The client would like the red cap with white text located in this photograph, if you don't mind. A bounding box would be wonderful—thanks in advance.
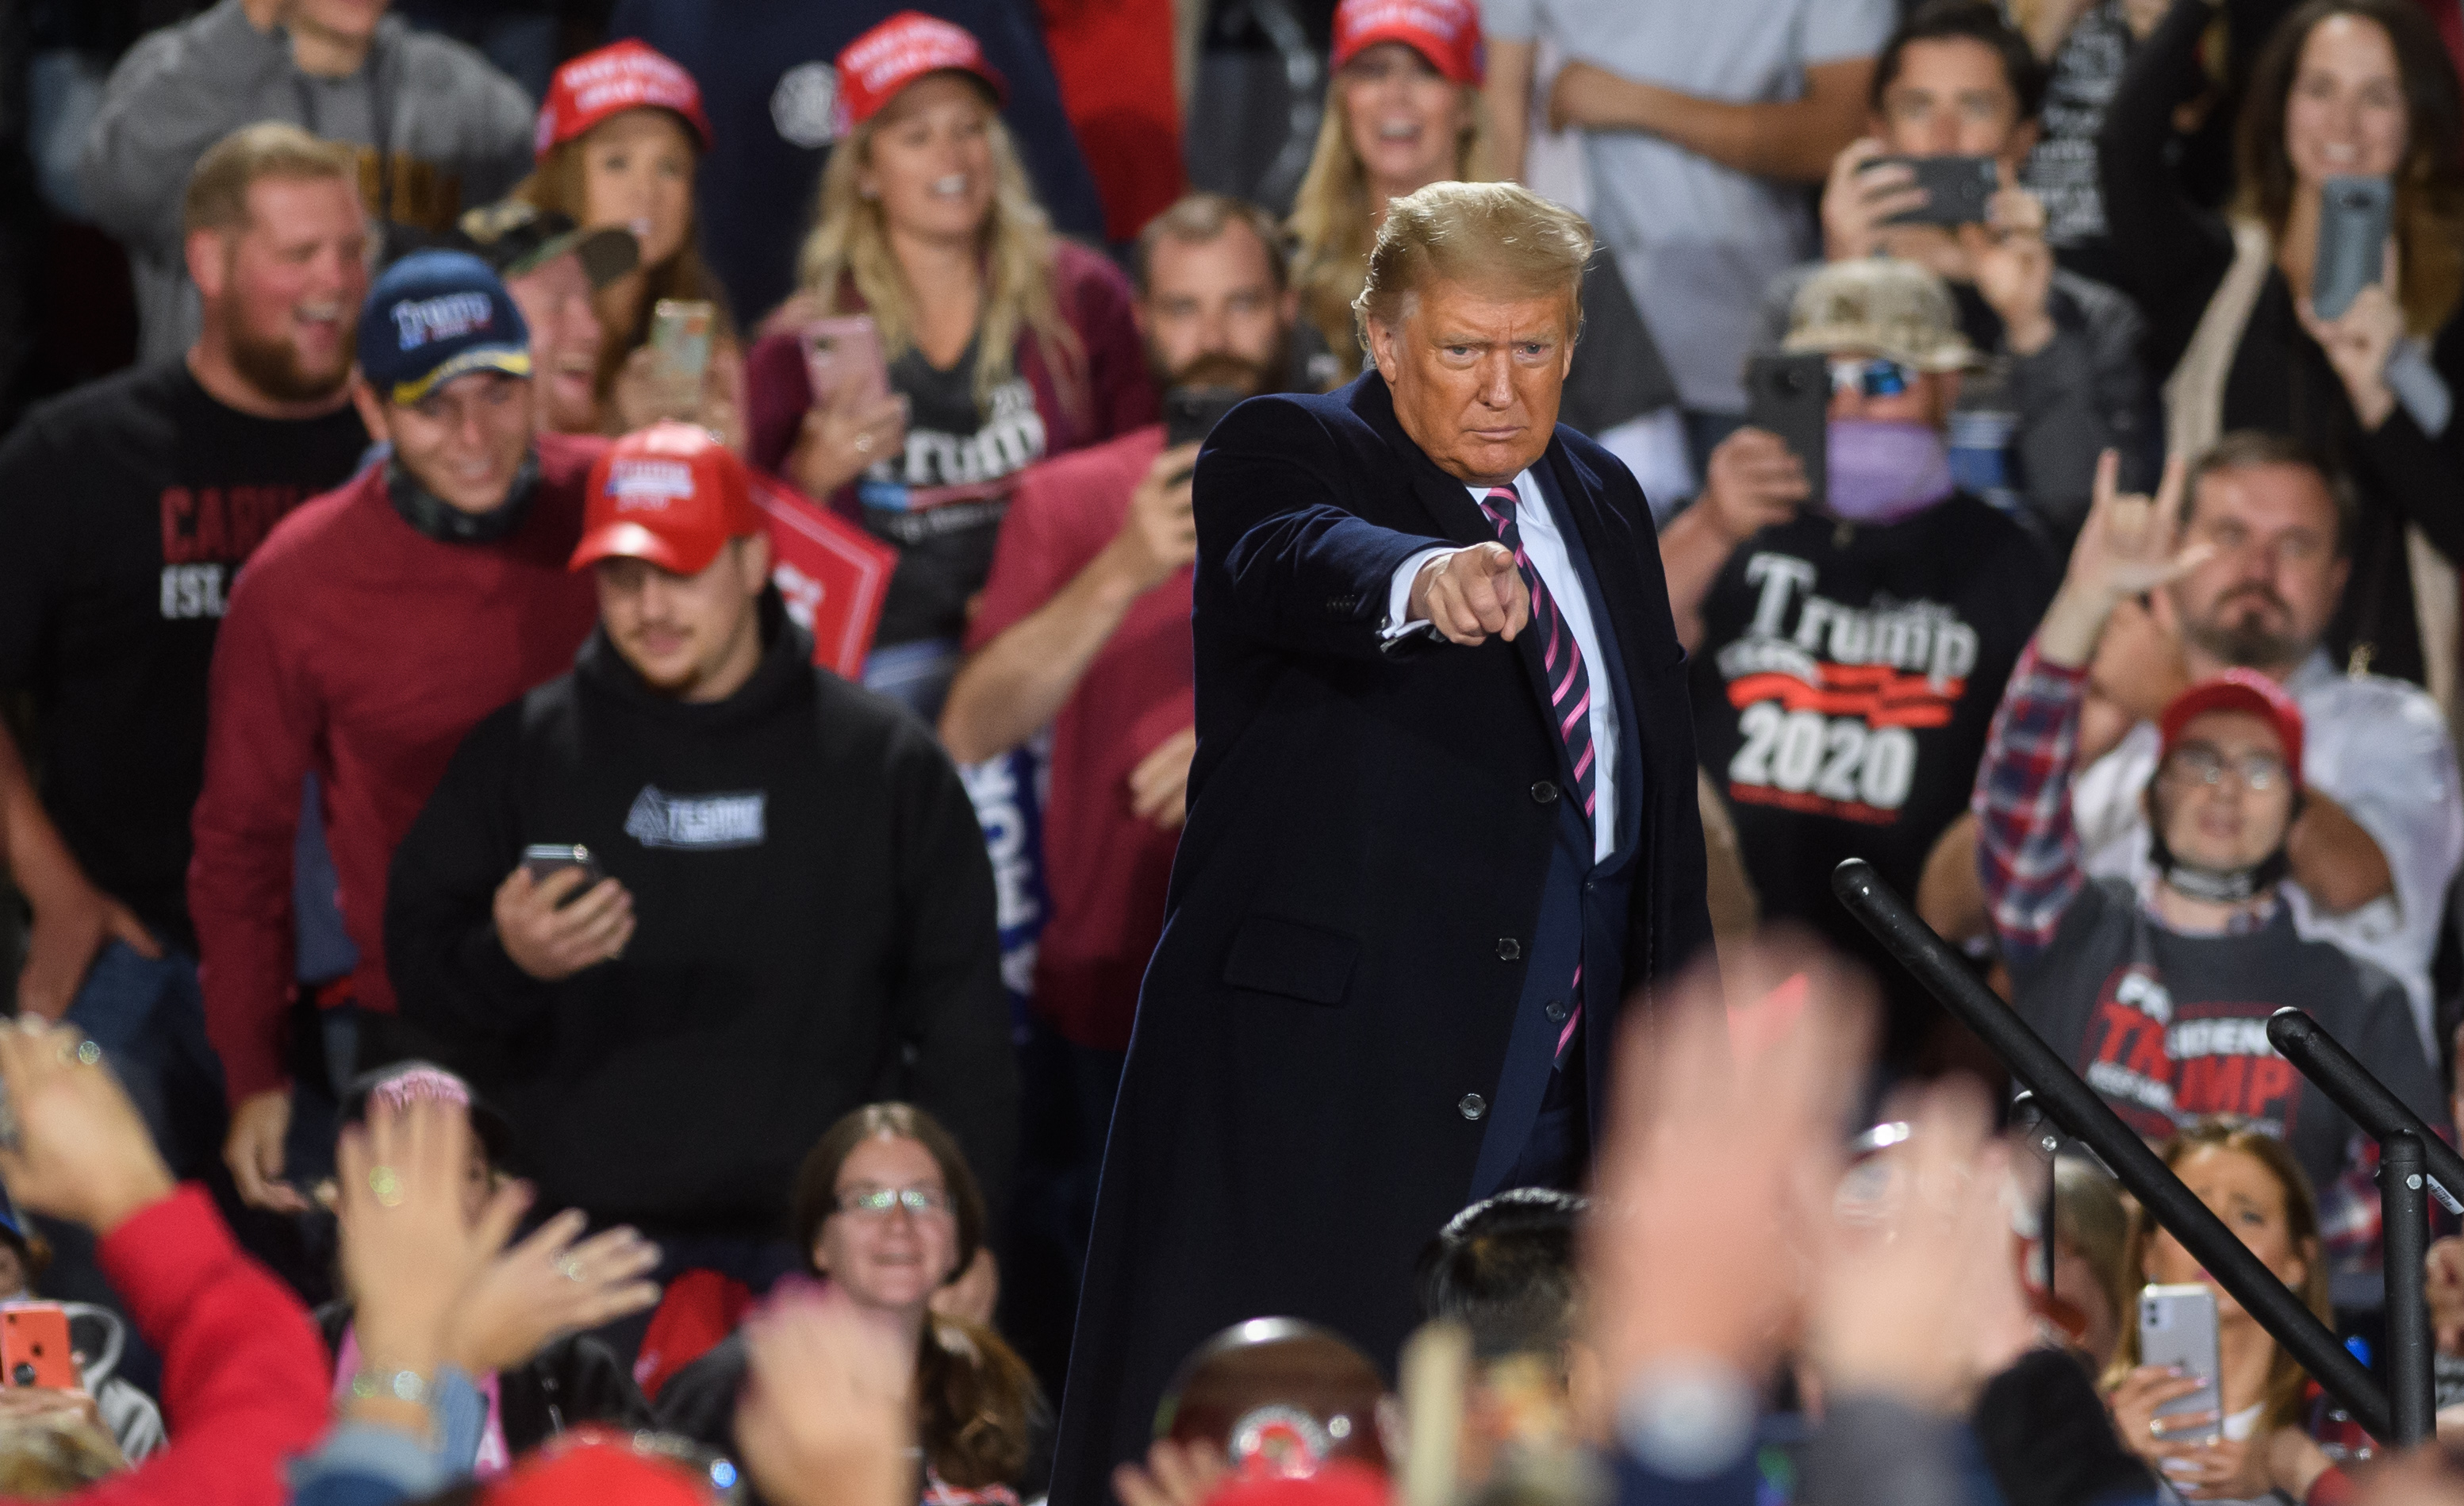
[535,40,714,158]
[2158,670,2306,789]
[573,422,763,578]
[1330,0,1485,86]
[834,11,1011,134]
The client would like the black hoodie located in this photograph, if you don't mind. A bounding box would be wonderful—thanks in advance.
[386,596,1015,1237]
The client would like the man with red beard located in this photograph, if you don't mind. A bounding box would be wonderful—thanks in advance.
[0,123,370,1180]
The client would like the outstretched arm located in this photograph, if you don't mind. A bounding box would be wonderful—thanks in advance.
[1977,453,2203,964]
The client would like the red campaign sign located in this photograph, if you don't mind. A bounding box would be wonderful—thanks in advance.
[748,472,896,678]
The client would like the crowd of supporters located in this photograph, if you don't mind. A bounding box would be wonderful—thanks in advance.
[2,0,2464,1502]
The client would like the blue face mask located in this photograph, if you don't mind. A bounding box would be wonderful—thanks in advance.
[1825,419,1955,524]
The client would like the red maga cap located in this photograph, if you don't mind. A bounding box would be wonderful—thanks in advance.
[573,422,763,578]
[2159,670,2305,786]
[536,40,713,159]
[1331,0,1485,86]
[834,11,1010,133]
[482,1429,714,1506]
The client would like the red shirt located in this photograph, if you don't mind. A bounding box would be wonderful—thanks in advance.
[191,433,604,1103]
[79,1186,328,1506]
[966,425,1190,1051]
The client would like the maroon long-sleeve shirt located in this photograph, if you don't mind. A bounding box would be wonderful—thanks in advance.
[190,434,603,1103]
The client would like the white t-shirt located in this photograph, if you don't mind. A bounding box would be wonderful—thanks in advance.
[1540,0,1894,413]
[2071,651,2464,1062]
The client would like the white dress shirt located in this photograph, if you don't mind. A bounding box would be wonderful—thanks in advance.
[2070,651,2464,1062]
[1383,468,1624,862]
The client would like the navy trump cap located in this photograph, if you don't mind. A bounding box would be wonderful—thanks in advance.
[358,249,532,405]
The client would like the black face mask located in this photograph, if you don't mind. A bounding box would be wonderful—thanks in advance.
[386,451,540,545]
[2144,783,2304,903]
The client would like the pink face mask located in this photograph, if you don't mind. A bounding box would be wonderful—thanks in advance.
[1825,419,1955,524]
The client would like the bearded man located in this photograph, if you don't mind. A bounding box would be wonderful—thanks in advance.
[0,123,373,1176]
[2064,431,2463,1062]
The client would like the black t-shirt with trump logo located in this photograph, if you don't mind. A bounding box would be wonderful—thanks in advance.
[1688,494,2052,1051]
[0,361,367,950]
[2012,878,2447,1219]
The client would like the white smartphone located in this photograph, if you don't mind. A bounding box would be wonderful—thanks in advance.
[2139,1283,2224,1445]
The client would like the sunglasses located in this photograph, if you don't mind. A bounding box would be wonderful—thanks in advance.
[1829,357,1915,398]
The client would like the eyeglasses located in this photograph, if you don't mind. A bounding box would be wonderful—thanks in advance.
[1829,357,1914,398]
[2162,745,2289,791]
[835,1185,954,1218]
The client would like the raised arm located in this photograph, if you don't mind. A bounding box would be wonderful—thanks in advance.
[941,442,1200,764]
[1549,56,1876,185]
[1978,453,2203,964]
[1194,399,1457,664]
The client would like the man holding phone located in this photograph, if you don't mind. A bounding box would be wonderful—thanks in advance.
[936,193,1295,1379]
[385,422,1012,1285]
[1664,257,2054,1071]
[1751,0,2146,541]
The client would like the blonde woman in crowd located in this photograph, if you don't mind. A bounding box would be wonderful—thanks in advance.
[743,12,1153,717]
[1287,0,1679,459]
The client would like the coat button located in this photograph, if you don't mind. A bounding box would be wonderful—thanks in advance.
[1531,780,1559,805]
[1497,937,1522,961]
[1458,1093,1487,1120]
[1544,999,1568,1024]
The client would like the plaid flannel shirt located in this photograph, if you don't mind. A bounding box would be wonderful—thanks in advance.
[1974,638,2389,1271]
[1973,640,2093,970]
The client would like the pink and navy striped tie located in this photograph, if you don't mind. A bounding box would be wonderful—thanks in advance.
[1477,485,1591,1062]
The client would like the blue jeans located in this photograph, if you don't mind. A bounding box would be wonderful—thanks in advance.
[65,943,223,1183]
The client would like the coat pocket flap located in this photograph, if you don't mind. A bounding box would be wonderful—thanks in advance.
[1222,914,1359,1006]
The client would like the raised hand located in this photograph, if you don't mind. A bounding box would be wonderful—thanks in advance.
[1584,941,1874,1398]
[735,1286,917,1506]
[1821,140,1927,262]
[336,1098,528,1386]
[0,1020,174,1238]
[2297,275,2403,432]
[2036,450,2205,668]
[445,1208,662,1376]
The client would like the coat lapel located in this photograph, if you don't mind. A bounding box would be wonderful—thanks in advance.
[1349,371,1506,551]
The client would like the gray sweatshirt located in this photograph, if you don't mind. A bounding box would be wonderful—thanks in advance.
[79,0,535,367]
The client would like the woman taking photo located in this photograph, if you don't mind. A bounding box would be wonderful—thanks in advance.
[2099,0,2464,693]
[657,1102,1043,1506]
[746,13,1153,717]
[2105,1119,2339,1504]
[1286,0,1675,451]
[520,38,739,435]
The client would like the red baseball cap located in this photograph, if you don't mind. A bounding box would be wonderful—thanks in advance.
[536,40,713,159]
[834,11,1011,134]
[1331,0,1485,86]
[573,422,764,577]
[482,1429,720,1506]
[2159,670,2305,786]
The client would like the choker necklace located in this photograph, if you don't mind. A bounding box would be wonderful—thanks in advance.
[386,452,540,544]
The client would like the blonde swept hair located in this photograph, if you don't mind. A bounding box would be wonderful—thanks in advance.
[795,93,1084,413]
[2101,1118,2332,1435]
[1287,71,1491,383]
[1353,181,1590,344]
[181,122,359,238]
